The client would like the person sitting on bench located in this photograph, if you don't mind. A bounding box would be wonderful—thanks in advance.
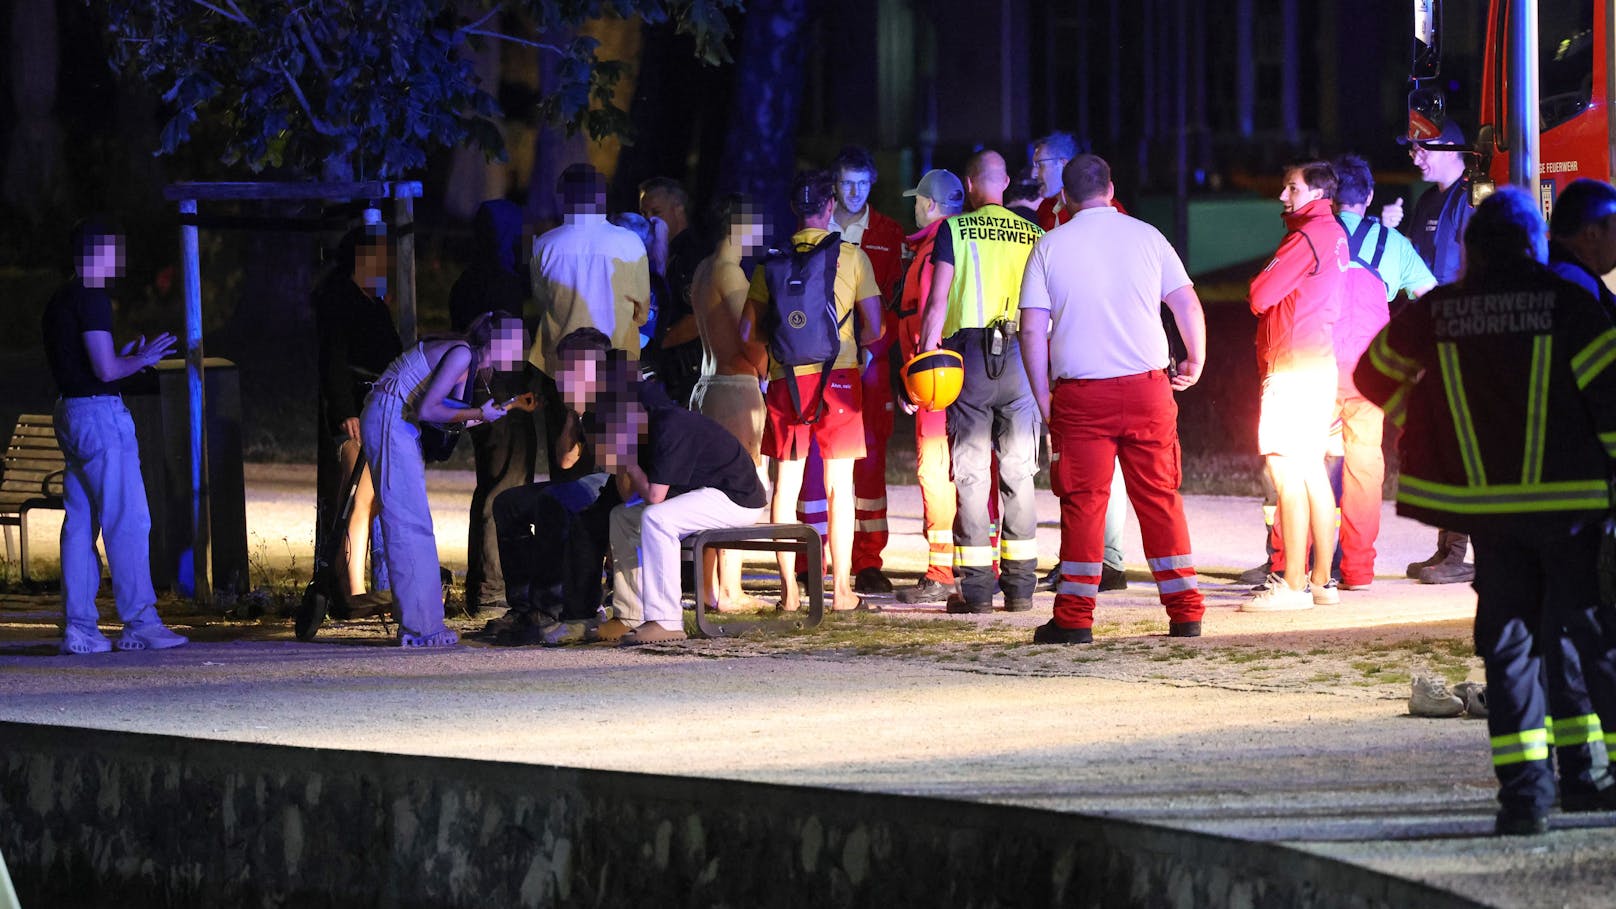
[574,336,767,645]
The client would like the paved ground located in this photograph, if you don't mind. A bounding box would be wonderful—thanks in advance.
[3,465,1615,908]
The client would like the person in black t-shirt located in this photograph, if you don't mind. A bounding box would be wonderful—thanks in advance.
[43,218,188,654]
[313,224,403,605]
[639,177,706,406]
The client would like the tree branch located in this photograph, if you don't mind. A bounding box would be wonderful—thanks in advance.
[292,13,331,74]
[188,0,252,25]
[459,4,505,36]
[460,28,563,56]
[278,65,338,136]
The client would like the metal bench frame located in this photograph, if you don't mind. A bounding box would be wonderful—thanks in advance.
[1,415,67,584]
[683,523,823,638]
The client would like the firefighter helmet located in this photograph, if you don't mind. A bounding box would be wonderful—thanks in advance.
[901,349,965,412]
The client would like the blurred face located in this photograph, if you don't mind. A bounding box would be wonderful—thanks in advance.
[1411,144,1466,188]
[836,169,874,215]
[728,210,766,255]
[1279,170,1324,215]
[77,234,126,288]
[485,320,525,372]
[556,348,604,411]
[1032,146,1068,199]
[592,402,646,472]
[354,241,389,296]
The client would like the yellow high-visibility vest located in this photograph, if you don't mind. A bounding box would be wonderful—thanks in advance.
[942,203,1043,339]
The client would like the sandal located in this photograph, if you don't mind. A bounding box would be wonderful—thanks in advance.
[60,625,112,655]
[399,628,460,649]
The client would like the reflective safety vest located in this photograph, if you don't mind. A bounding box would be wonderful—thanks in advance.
[942,204,1044,339]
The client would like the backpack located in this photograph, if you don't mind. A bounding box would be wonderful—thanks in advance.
[760,232,850,422]
[1335,213,1391,292]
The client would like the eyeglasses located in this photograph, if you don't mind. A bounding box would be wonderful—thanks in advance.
[1034,157,1067,167]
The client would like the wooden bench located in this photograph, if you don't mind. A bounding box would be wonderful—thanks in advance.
[1,414,67,583]
[682,523,824,638]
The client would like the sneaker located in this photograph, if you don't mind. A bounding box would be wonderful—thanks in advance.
[620,622,688,646]
[1032,619,1093,644]
[1237,562,1273,586]
[60,625,112,655]
[896,577,952,604]
[853,567,893,595]
[1408,676,1466,717]
[116,622,189,652]
[1419,560,1475,585]
[585,617,636,644]
[945,594,993,615]
[1169,621,1202,638]
[399,628,459,648]
[1312,579,1340,606]
[1099,564,1128,592]
[1453,681,1488,718]
[1240,581,1314,612]
[1249,571,1285,593]
[1003,597,1034,613]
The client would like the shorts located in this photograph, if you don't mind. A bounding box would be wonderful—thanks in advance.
[762,367,865,461]
[691,373,766,465]
[1258,364,1337,459]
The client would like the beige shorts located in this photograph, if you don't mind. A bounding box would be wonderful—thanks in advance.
[691,373,766,465]
[1258,364,1337,459]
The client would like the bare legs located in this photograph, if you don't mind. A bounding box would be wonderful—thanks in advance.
[771,455,857,611]
[1267,453,1335,591]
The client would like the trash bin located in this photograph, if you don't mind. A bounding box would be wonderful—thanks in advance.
[125,358,248,595]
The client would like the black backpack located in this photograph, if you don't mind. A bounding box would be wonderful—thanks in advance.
[1335,213,1391,292]
[761,232,849,422]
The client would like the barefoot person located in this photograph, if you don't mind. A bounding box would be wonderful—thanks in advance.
[362,311,526,648]
[44,218,187,654]
[689,193,769,611]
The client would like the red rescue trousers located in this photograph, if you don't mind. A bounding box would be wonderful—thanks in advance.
[1333,394,1383,587]
[1048,371,1204,629]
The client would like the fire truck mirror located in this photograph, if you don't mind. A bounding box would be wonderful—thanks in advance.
[1412,0,1442,80]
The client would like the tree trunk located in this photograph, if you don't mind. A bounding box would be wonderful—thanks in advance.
[445,28,508,222]
[4,0,62,219]
[715,0,814,244]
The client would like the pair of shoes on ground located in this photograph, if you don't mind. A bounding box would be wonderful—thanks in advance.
[945,593,1033,614]
[1039,564,1128,593]
[1240,575,1337,611]
[1032,618,1202,645]
[1408,676,1487,718]
[61,622,189,655]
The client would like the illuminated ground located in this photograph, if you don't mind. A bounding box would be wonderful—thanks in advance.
[2,466,1614,908]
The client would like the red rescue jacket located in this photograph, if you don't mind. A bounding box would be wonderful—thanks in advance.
[1250,197,1348,374]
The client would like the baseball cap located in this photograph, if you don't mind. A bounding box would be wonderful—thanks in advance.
[1398,119,1466,149]
[903,169,965,207]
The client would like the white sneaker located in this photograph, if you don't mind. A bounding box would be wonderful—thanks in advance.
[1312,579,1340,605]
[1240,580,1314,612]
[1409,676,1466,717]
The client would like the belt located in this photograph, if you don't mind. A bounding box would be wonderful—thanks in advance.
[1053,369,1167,387]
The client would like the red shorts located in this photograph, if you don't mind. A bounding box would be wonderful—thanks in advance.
[762,368,865,461]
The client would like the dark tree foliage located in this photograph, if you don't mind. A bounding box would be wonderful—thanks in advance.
[99,0,741,179]
[715,0,811,242]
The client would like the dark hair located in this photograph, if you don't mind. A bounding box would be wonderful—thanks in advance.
[1549,178,1616,237]
[457,310,525,383]
[1033,131,1080,161]
[557,163,607,210]
[1286,161,1339,201]
[712,192,761,240]
[1332,154,1374,207]
[790,170,837,218]
[637,176,689,212]
[556,326,613,357]
[67,216,120,268]
[831,145,879,183]
[1462,186,1547,281]
[1005,167,1042,206]
[1061,154,1112,204]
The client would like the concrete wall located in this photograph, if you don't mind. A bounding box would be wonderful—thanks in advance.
[0,721,1481,908]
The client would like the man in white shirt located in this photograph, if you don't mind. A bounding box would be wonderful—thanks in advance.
[529,163,651,479]
[1018,154,1208,644]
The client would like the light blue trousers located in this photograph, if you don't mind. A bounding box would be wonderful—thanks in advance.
[54,396,158,631]
[361,395,447,638]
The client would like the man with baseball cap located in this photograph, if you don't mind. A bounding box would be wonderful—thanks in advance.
[892,168,967,603]
[1396,119,1479,585]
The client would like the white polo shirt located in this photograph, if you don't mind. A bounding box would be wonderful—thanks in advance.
[529,213,651,374]
[1018,206,1192,381]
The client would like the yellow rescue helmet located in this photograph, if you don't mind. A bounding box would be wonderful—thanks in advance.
[901,349,965,412]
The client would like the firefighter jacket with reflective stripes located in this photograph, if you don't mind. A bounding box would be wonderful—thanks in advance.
[1249,197,1348,375]
[1353,260,1616,532]
[940,203,1044,339]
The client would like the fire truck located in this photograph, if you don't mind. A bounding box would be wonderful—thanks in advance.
[1410,0,1600,209]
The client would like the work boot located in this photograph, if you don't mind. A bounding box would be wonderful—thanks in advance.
[1560,773,1616,813]
[1407,529,1460,578]
[896,577,951,604]
[1237,562,1273,586]
[1169,621,1202,638]
[1033,619,1093,644]
[945,594,993,615]
[1419,559,1475,585]
[1099,564,1128,592]
[1494,810,1549,836]
[854,567,893,594]
[1039,565,1060,592]
[1408,676,1466,717]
